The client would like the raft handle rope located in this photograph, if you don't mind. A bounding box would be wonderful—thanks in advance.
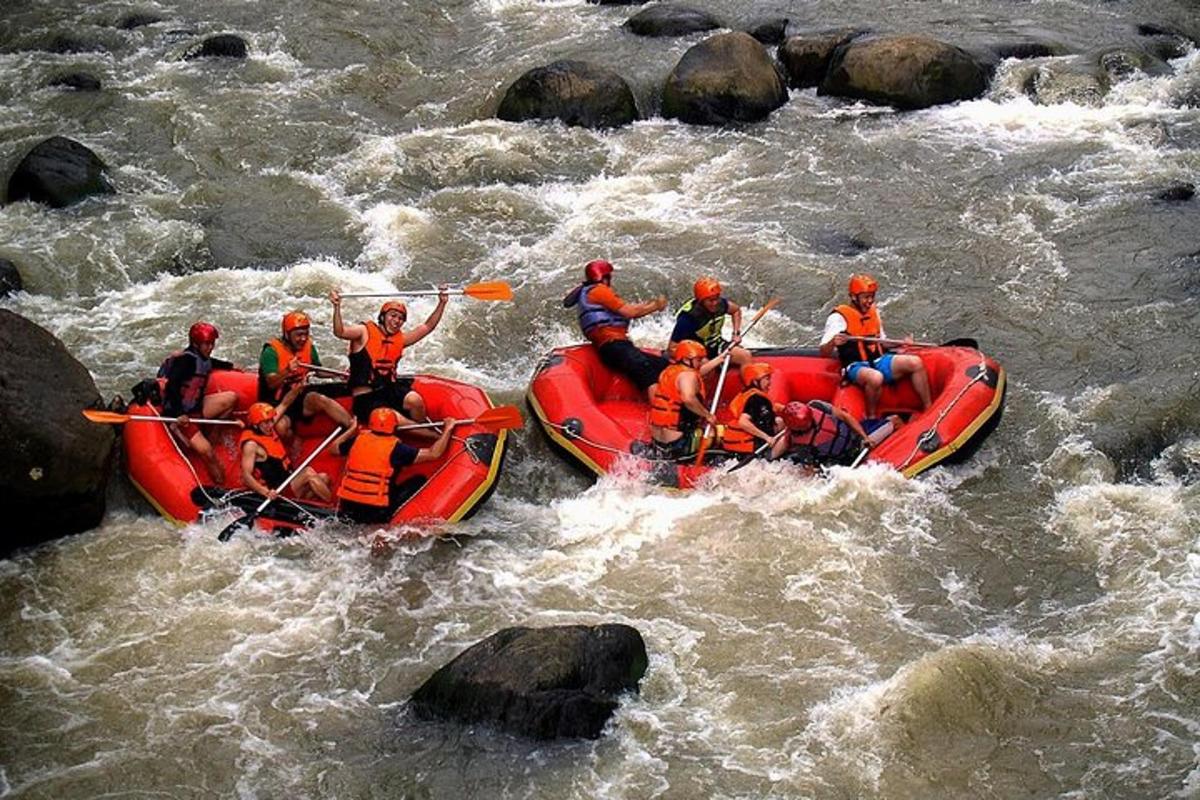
[541,419,708,465]
[895,351,990,471]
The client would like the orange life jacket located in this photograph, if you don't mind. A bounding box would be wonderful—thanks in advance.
[833,303,884,366]
[349,321,405,389]
[258,337,315,402]
[336,431,398,507]
[238,429,291,476]
[649,364,705,431]
[722,388,772,453]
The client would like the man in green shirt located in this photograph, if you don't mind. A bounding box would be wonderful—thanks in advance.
[257,310,356,440]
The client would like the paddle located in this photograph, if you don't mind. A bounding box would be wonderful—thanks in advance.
[724,429,788,474]
[847,335,979,350]
[82,409,242,426]
[218,425,345,542]
[300,363,349,379]
[340,281,513,302]
[391,405,524,434]
[694,298,780,467]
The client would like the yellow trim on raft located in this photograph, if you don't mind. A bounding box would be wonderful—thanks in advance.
[900,367,1006,478]
[526,388,608,478]
[128,474,189,528]
[445,427,508,523]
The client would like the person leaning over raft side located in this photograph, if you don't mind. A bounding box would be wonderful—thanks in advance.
[781,399,901,471]
[818,273,931,422]
[648,340,726,460]
[723,362,788,460]
[238,384,338,503]
[563,259,669,403]
[258,310,357,441]
[336,407,461,525]
[669,277,751,368]
[160,321,239,485]
[329,287,447,433]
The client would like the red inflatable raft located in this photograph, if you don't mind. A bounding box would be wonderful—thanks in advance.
[122,370,509,533]
[527,343,1005,487]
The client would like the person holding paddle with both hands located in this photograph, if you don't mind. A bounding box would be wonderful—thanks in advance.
[238,381,344,504]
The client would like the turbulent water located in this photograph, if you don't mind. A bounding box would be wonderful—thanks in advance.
[2,0,1200,797]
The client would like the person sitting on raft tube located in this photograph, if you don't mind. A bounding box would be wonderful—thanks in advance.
[238,392,335,503]
[669,277,750,368]
[818,273,931,421]
[563,259,669,403]
[329,288,447,435]
[648,340,725,460]
[160,321,239,485]
[781,400,900,470]
[336,407,460,525]
[724,362,788,460]
[258,310,357,441]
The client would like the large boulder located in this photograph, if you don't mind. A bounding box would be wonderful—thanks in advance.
[497,60,638,129]
[0,310,115,555]
[779,29,863,89]
[819,34,989,110]
[744,17,790,46]
[409,624,649,739]
[1016,57,1109,106]
[6,136,115,208]
[623,5,722,38]
[0,259,22,296]
[184,34,248,60]
[662,31,788,125]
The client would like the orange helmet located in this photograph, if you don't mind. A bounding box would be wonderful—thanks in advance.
[368,407,401,434]
[848,273,878,296]
[693,277,721,301]
[672,340,707,362]
[378,301,407,326]
[188,321,219,345]
[282,310,310,335]
[740,362,772,385]
[782,401,812,429]
[247,402,275,426]
[585,259,614,283]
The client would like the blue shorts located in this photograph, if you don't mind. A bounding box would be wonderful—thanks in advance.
[845,353,895,384]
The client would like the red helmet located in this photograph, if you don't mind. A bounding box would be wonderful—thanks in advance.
[693,277,721,301]
[188,321,219,345]
[740,362,772,385]
[782,401,812,429]
[848,273,878,296]
[584,259,614,283]
[282,310,310,335]
[672,340,707,362]
[247,402,275,426]
[378,301,407,326]
[368,407,401,434]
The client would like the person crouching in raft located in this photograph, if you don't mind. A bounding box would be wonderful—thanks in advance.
[648,340,725,460]
[160,321,239,485]
[336,407,460,525]
[238,390,336,503]
[817,273,931,422]
[723,362,788,460]
[258,310,357,441]
[669,277,751,368]
[780,400,901,471]
[563,258,669,403]
[329,288,447,435]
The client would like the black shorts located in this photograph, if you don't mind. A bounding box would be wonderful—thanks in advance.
[597,340,669,392]
[351,377,416,423]
[337,499,392,525]
[284,383,351,422]
[652,429,701,461]
[256,457,288,488]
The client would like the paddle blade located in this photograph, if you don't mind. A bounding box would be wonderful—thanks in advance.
[748,297,780,325]
[463,281,513,301]
[217,513,253,542]
[474,405,524,432]
[82,409,130,424]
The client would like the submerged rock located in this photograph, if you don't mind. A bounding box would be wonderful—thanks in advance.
[116,11,164,30]
[745,17,789,46]
[0,310,115,555]
[1019,58,1110,106]
[779,29,863,89]
[1155,183,1195,203]
[623,5,722,38]
[497,60,638,129]
[6,136,115,208]
[49,72,102,91]
[662,31,788,125]
[820,34,989,110]
[0,259,22,296]
[409,624,648,739]
[184,34,248,60]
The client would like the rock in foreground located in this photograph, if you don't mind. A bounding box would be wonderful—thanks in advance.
[410,624,648,739]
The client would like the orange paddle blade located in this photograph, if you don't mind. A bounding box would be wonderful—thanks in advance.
[463,281,514,301]
[82,409,132,424]
[749,297,779,325]
[474,405,524,432]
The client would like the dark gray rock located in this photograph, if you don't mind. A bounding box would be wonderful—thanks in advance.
[45,34,104,54]
[1156,183,1195,203]
[623,5,722,38]
[1137,23,1195,59]
[117,12,164,30]
[779,29,863,89]
[663,31,788,125]
[184,34,248,60]
[810,229,871,256]
[49,72,101,91]
[819,34,990,110]
[745,17,789,46]
[0,310,115,555]
[1018,58,1109,106]
[0,259,22,296]
[497,60,638,129]
[982,39,1067,62]
[6,136,115,208]
[410,624,649,740]
[1095,46,1171,81]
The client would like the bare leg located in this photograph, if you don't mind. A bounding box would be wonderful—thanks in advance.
[855,368,884,419]
[189,431,226,485]
[890,354,931,410]
[202,390,238,419]
[305,392,355,429]
[402,390,437,441]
